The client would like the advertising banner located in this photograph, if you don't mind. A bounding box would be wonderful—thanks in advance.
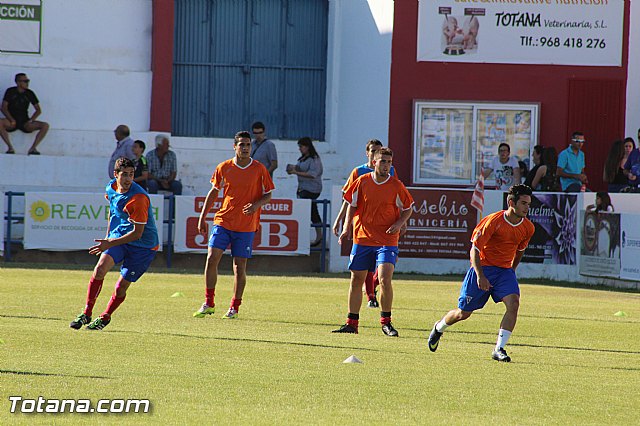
[0,0,42,54]
[173,196,311,255]
[0,192,4,256]
[503,193,577,265]
[340,188,478,259]
[620,213,640,281]
[417,0,624,66]
[24,192,164,251]
[402,188,478,258]
[579,211,620,278]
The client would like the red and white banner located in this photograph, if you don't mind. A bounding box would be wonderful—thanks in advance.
[173,196,311,255]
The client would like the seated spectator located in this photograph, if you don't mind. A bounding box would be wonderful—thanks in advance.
[623,131,640,190]
[108,124,135,178]
[557,131,588,192]
[602,140,627,193]
[539,147,561,191]
[0,73,49,155]
[482,143,520,190]
[147,134,183,195]
[132,139,148,190]
[586,192,614,213]
[524,145,544,189]
[287,137,324,246]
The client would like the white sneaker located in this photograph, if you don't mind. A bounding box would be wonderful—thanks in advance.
[222,308,238,319]
[193,303,215,318]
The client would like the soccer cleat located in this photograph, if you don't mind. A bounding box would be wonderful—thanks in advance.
[367,297,379,308]
[86,316,110,331]
[381,322,399,337]
[428,322,443,352]
[332,324,358,334]
[193,303,215,318]
[69,313,91,330]
[222,308,238,319]
[491,347,511,362]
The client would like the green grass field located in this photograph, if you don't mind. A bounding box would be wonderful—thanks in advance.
[1,265,639,425]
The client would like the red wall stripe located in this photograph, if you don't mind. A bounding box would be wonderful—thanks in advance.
[150,0,174,132]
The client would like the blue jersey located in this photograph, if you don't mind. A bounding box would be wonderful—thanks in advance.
[106,179,159,249]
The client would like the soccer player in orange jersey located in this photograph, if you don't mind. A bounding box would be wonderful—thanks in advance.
[193,131,275,319]
[332,139,397,308]
[332,147,414,336]
[428,184,535,362]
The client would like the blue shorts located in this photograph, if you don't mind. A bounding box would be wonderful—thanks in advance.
[457,266,519,312]
[348,244,398,272]
[104,244,157,282]
[208,224,255,258]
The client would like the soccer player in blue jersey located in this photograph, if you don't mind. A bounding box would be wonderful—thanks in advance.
[69,157,159,331]
[332,139,397,307]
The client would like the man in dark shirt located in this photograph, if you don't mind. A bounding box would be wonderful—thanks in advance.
[0,73,50,155]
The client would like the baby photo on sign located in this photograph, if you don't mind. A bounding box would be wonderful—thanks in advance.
[441,15,480,56]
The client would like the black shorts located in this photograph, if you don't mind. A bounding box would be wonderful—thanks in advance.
[7,118,32,133]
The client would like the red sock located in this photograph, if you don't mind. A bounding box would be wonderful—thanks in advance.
[364,272,375,299]
[372,269,380,293]
[205,288,215,307]
[380,313,391,325]
[103,294,126,318]
[83,277,104,316]
[346,318,359,330]
[231,297,242,311]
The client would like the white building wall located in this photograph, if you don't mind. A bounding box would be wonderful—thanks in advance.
[0,0,394,200]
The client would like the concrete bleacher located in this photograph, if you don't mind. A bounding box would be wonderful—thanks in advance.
[0,128,343,200]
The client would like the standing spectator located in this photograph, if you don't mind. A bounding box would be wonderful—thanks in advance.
[147,134,183,195]
[557,131,588,192]
[108,124,135,178]
[483,143,521,191]
[250,121,278,177]
[69,157,159,331]
[602,140,627,193]
[333,148,414,337]
[0,73,50,155]
[287,137,324,246]
[524,145,544,189]
[132,140,149,190]
[623,134,640,190]
[193,131,275,320]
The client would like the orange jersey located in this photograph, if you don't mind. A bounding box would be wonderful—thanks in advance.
[210,158,275,232]
[343,173,414,246]
[471,210,535,268]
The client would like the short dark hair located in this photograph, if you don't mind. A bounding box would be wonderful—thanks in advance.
[235,131,251,143]
[251,121,265,131]
[507,184,532,205]
[498,143,510,153]
[366,139,383,151]
[533,145,544,156]
[114,157,135,172]
[14,73,26,83]
[134,140,146,152]
[572,131,584,140]
[374,147,393,158]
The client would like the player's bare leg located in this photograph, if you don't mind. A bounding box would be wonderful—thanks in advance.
[492,294,520,362]
[332,270,367,334]
[378,262,398,336]
[223,256,248,319]
[194,247,223,317]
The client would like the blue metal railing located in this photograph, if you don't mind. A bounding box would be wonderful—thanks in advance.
[3,192,328,272]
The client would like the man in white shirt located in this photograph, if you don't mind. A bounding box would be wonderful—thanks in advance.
[483,143,520,191]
